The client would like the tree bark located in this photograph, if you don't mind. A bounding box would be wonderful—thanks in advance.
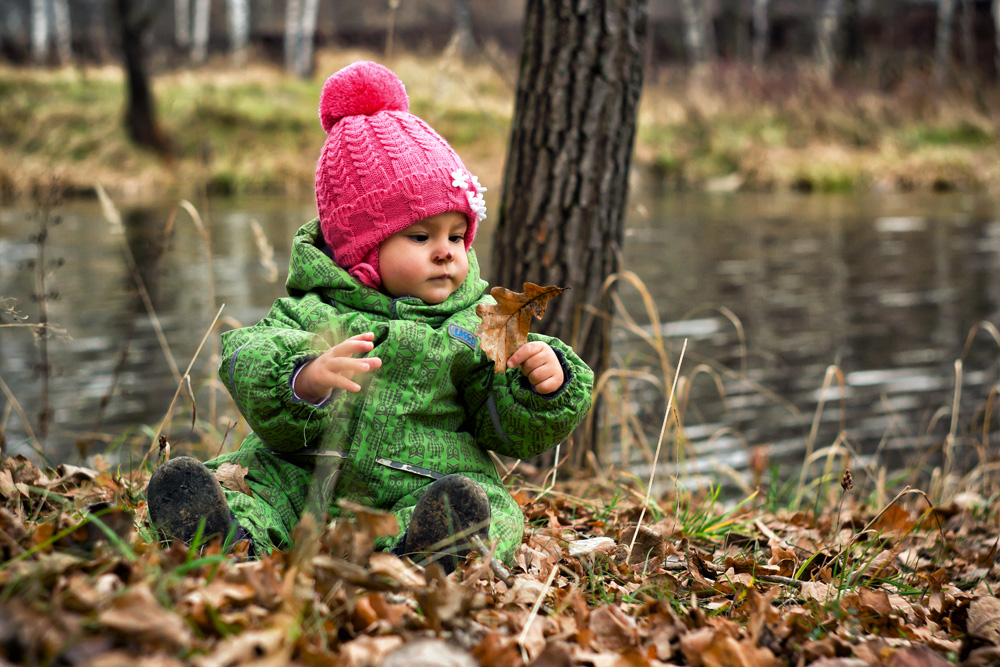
[191,0,210,63]
[995,0,1000,81]
[719,0,744,60]
[175,0,191,48]
[52,0,71,63]
[677,0,713,67]
[227,0,249,66]
[284,0,302,73]
[490,0,649,461]
[815,0,844,84]
[447,0,476,58]
[935,0,955,90]
[752,0,769,67]
[31,0,49,65]
[116,0,169,154]
[960,0,975,71]
[295,0,320,78]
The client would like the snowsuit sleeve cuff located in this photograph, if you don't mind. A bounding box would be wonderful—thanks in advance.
[289,357,333,407]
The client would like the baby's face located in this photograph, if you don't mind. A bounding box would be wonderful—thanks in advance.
[379,211,469,304]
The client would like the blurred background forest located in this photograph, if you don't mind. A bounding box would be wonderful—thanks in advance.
[1,0,1000,502]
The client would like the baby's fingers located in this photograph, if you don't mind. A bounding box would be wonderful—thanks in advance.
[506,340,546,369]
[331,334,376,358]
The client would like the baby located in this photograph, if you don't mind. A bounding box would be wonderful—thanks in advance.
[146,61,594,569]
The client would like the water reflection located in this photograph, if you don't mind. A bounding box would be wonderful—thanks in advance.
[616,191,1000,493]
[0,193,998,495]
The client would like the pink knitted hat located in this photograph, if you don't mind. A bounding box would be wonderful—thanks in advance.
[315,61,487,289]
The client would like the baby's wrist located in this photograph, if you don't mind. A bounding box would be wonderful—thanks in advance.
[292,362,328,403]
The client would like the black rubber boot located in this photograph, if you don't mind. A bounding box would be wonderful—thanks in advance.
[146,456,235,547]
[402,474,491,573]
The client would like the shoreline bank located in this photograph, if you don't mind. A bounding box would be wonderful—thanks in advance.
[3,50,999,206]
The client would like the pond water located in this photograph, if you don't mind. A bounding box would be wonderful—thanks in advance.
[1,191,998,494]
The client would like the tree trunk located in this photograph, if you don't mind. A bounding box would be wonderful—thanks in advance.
[116,0,169,154]
[175,0,191,48]
[935,0,956,90]
[448,0,476,58]
[815,0,844,84]
[31,0,49,65]
[960,0,975,71]
[752,0,769,67]
[843,0,861,63]
[719,0,742,60]
[52,0,71,63]
[227,0,249,66]
[995,0,1000,81]
[191,0,210,63]
[490,0,649,461]
[677,0,712,67]
[284,0,302,73]
[295,0,319,78]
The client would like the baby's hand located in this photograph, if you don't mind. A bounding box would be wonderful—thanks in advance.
[506,341,564,395]
[294,332,383,402]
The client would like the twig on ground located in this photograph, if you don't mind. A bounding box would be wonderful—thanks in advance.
[470,535,513,587]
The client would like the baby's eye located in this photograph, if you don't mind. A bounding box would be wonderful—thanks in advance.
[408,234,429,242]
[449,235,464,243]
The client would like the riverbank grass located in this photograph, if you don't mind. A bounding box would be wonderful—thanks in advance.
[2,51,1000,202]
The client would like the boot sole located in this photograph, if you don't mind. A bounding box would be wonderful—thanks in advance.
[147,456,233,545]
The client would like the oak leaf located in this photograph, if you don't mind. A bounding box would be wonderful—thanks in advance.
[214,462,253,497]
[475,282,567,374]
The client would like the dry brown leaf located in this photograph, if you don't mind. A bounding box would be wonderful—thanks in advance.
[857,587,893,616]
[97,586,193,651]
[871,504,916,535]
[589,604,639,652]
[368,551,425,587]
[886,646,951,667]
[800,581,832,603]
[192,628,291,667]
[679,627,779,667]
[382,639,475,667]
[475,283,567,373]
[472,631,524,667]
[214,462,253,497]
[968,596,1000,644]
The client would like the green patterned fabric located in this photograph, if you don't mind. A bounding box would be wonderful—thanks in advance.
[207,219,593,563]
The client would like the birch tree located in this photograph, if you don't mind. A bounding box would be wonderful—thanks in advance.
[175,0,191,48]
[284,0,301,72]
[447,0,475,58]
[285,0,319,78]
[752,0,770,67]
[52,0,71,63]
[31,0,49,64]
[677,0,715,68]
[191,0,210,63]
[815,0,844,83]
[227,0,250,65]
[296,0,319,77]
[934,0,955,90]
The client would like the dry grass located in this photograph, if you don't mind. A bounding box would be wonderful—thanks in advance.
[4,52,1000,203]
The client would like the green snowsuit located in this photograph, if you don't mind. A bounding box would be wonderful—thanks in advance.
[207,220,593,564]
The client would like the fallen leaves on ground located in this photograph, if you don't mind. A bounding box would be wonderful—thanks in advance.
[1,452,999,666]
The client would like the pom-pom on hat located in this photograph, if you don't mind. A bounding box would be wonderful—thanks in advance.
[315,61,487,289]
